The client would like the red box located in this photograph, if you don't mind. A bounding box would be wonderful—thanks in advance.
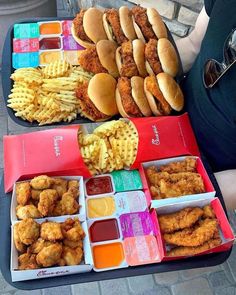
[139,156,216,208]
[153,197,234,260]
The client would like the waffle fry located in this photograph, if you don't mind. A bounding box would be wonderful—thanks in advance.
[8,60,93,125]
[79,120,139,174]
[41,60,72,79]
[10,68,43,86]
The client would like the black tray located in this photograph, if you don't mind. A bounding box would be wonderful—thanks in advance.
[0,155,232,290]
[2,17,184,127]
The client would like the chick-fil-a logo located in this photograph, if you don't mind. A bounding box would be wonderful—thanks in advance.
[53,135,63,157]
[151,125,160,145]
[37,270,69,277]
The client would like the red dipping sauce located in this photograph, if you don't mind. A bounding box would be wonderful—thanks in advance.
[89,219,120,243]
[39,37,61,50]
[86,176,113,196]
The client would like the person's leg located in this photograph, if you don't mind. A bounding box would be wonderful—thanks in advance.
[214,170,236,210]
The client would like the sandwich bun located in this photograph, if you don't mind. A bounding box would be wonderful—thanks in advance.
[71,23,94,48]
[131,76,152,116]
[132,39,148,78]
[147,8,167,39]
[96,40,119,77]
[116,76,152,118]
[119,6,137,40]
[132,7,167,42]
[158,38,179,77]
[83,8,108,43]
[144,73,184,116]
[102,13,114,41]
[116,40,147,78]
[156,72,184,111]
[88,73,118,116]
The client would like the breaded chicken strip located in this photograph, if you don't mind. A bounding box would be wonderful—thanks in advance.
[68,180,80,199]
[79,47,107,74]
[158,207,204,234]
[145,75,171,115]
[117,77,142,117]
[145,39,162,74]
[160,158,197,173]
[131,6,156,41]
[105,8,128,44]
[159,175,205,198]
[164,218,218,247]
[120,41,139,77]
[203,205,216,219]
[167,236,222,257]
[76,82,109,121]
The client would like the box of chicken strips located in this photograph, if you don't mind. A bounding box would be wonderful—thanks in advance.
[153,197,235,260]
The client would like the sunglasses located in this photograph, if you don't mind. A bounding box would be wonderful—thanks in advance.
[203,28,236,88]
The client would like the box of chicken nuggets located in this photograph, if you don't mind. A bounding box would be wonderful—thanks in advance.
[11,216,93,282]
[154,197,234,260]
[139,156,216,208]
[11,175,86,223]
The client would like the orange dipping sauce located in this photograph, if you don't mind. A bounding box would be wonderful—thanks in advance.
[93,242,124,269]
[40,22,61,35]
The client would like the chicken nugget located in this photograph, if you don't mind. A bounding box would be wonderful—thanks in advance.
[28,238,53,254]
[30,175,54,190]
[60,192,80,215]
[41,221,63,241]
[64,220,85,241]
[158,207,204,234]
[13,223,27,253]
[16,204,42,220]
[62,246,83,266]
[31,189,42,201]
[38,189,58,216]
[51,178,68,198]
[36,243,63,267]
[18,253,39,270]
[16,182,31,206]
[68,180,80,199]
[63,239,83,249]
[17,218,40,245]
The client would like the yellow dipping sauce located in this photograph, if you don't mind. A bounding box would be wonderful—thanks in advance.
[87,196,115,219]
[63,50,80,65]
[40,51,61,64]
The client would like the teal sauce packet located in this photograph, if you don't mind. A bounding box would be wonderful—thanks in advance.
[12,52,39,69]
[111,170,143,192]
[14,23,40,39]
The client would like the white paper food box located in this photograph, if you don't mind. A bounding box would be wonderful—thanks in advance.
[11,216,93,282]
[11,176,86,222]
